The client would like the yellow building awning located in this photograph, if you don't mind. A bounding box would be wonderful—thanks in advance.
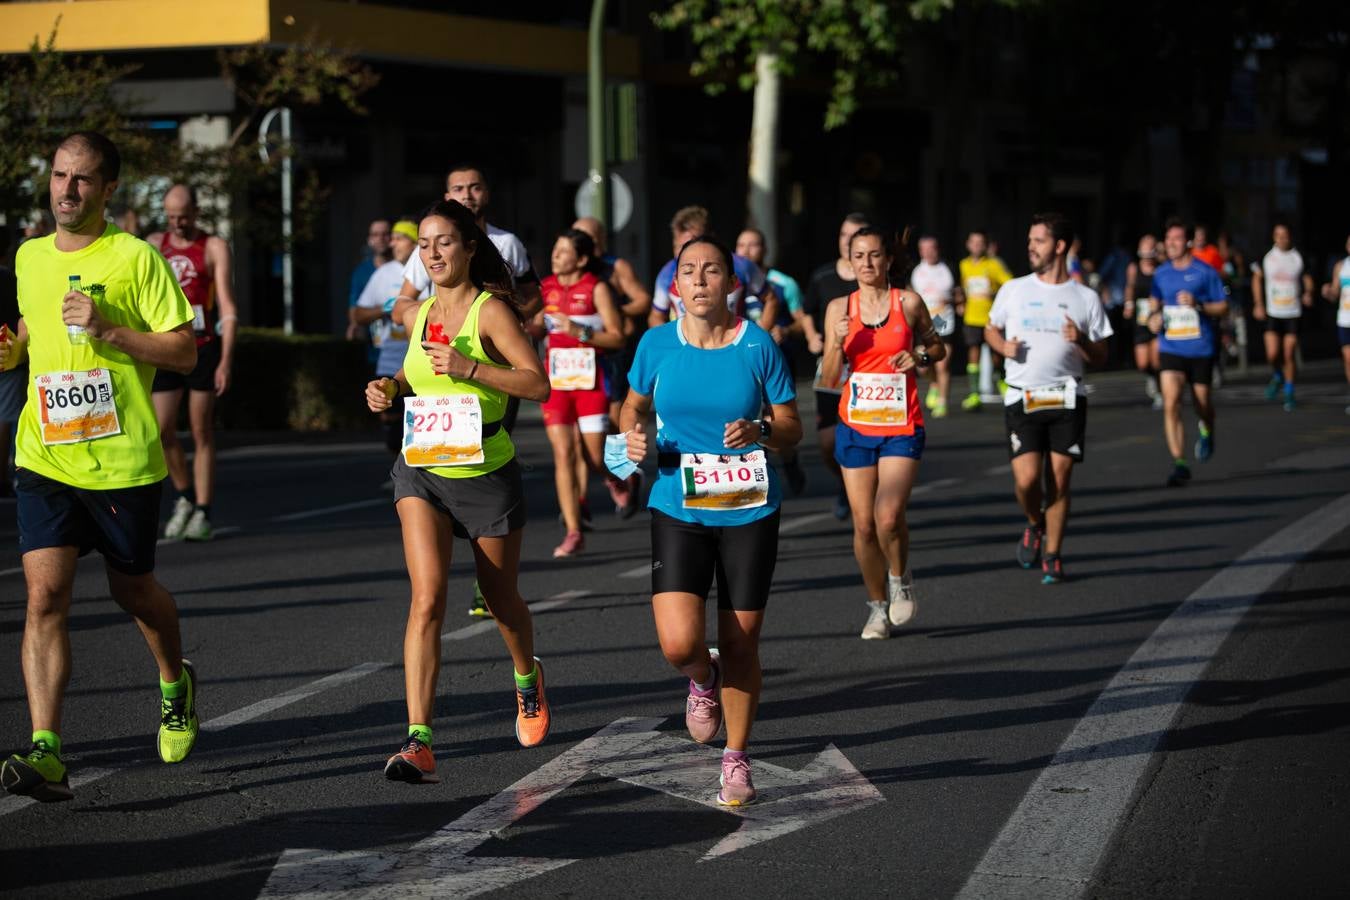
[0,0,640,78]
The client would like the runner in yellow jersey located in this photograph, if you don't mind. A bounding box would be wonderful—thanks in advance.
[0,132,200,802]
[958,230,1015,410]
[365,199,552,784]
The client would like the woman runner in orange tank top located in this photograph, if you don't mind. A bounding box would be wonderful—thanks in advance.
[821,228,946,640]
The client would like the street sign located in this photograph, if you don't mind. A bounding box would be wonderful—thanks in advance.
[574,172,633,233]
[260,716,883,898]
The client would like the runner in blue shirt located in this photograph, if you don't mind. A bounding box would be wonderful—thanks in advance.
[618,235,801,808]
[1150,217,1228,486]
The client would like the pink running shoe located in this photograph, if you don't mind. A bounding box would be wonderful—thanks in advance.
[718,751,757,807]
[685,649,722,743]
[552,531,584,558]
[605,474,632,515]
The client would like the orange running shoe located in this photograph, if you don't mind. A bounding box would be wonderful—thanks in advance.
[515,657,551,748]
[384,736,439,784]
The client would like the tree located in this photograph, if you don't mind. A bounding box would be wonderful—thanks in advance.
[653,0,955,259]
[0,21,377,257]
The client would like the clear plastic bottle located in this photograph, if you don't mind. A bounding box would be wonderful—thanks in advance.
[67,274,89,345]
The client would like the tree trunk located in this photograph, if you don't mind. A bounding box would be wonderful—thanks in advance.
[747,50,780,264]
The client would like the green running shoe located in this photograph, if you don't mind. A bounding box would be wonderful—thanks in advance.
[2,740,72,802]
[924,385,938,410]
[158,660,199,764]
[468,581,493,618]
[960,391,982,411]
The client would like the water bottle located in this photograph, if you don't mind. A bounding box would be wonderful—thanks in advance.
[67,275,89,345]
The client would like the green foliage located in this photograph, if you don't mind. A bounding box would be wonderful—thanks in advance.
[653,0,956,129]
[0,21,377,252]
[218,328,373,431]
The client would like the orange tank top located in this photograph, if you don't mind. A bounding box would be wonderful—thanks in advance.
[836,288,923,436]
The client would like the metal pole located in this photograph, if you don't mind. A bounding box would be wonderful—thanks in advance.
[587,0,608,229]
[258,107,296,335]
[280,107,294,335]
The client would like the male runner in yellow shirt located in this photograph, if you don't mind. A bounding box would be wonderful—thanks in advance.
[0,132,200,802]
[959,229,1014,410]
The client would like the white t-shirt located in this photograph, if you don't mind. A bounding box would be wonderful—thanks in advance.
[401,222,535,293]
[358,260,429,376]
[987,274,1114,404]
[909,260,955,335]
[1254,246,1304,319]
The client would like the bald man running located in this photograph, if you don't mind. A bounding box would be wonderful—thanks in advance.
[147,184,239,543]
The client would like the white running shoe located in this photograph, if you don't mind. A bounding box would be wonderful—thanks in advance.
[860,601,891,640]
[163,497,193,540]
[183,509,213,542]
[887,572,917,626]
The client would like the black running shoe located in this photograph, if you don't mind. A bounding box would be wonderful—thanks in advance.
[1042,555,1064,585]
[1016,526,1044,569]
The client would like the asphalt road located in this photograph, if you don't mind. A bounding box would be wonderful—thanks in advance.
[1,363,1348,899]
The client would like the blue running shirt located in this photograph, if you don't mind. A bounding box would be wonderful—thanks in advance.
[628,318,796,525]
[1151,259,1226,358]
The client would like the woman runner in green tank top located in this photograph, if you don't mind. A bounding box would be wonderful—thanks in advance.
[364,200,552,785]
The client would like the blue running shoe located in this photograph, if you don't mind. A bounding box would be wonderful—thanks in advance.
[1194,430,1213,462]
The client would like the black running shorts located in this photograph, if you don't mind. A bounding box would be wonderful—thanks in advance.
[649,509,780,611]
[390,456,526,540]
[16,468,163,574]
[1158,352,1214,386]
[153,339,221,394]
[1004,399,1087,462]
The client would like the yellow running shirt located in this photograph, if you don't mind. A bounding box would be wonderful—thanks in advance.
[959,255,1014,328]
[15,223,193,489]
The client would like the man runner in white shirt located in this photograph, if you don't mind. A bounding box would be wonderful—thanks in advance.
[1251,222,1315,412]
[986,212,1112,585]
[909,235,959,417]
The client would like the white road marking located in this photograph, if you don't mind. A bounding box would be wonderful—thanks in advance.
[259,717,883,897]
[271,499,388,522]
[957,491,1350,900]
[0,590,589,818]
[778,511,835,535]
[441,590,591,641]
[911,477,961,496]
[617,564,651,579]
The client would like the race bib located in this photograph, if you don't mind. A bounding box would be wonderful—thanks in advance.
[680,451,769,511]
[35,369,121,445]
[846,371,908,426]
[1268,280,1298,314]
[402,395,484,467]
[813,357,849,395]
[965,275,991,298]
[1340,285,1350,318]
[1163,306,1201,341]
[191,304,206,333]
[1135,299,1154,325]
[548,347,596,391]
[1022,380,1078,413]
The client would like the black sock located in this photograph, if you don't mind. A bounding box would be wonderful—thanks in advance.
[196,504,211,518]
[181,486,196,506]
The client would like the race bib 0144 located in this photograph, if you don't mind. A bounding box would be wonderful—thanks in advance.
[548,347,597,391]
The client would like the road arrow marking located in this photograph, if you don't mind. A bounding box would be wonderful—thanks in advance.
[259,717,883,898]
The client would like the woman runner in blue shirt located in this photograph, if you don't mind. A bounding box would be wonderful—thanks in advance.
[619,235,802,807]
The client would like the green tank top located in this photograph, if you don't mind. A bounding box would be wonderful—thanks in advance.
[403,291,514,478]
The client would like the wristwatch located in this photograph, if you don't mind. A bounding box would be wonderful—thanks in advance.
[578,325,594,343]
[915,347,932,366]
[754,419,772,440]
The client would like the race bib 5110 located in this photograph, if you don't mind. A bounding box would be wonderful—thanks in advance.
[680,451,769,511]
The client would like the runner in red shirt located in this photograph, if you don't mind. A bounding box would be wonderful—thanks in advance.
[147,184,239,542]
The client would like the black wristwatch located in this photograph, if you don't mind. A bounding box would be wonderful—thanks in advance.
[755,418,772,440]
[915,347,932,366]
